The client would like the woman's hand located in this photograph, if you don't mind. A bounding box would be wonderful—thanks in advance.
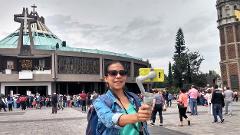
[136,104,152,122]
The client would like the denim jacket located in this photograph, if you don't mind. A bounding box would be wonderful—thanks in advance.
[93,90,150,135]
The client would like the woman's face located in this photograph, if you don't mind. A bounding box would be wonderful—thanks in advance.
[105,63,127,91]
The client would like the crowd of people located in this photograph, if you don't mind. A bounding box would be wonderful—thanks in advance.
[1,61,240,135]
[0,84,239,125]
[0,91,100,112]
[148,84,239,127]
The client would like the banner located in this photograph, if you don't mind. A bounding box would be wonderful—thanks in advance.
[139,68,164,82]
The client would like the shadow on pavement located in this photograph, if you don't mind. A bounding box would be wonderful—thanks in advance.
[149,126,190,135]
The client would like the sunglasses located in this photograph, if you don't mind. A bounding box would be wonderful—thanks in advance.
[107,70,127,76]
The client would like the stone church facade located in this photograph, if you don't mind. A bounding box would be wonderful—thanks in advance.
[216,0,240,91]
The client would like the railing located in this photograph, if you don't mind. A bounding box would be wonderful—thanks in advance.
[0,69,52,75]
[33,70,51,74]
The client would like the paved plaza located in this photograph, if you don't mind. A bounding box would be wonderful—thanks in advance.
[0,102,240,135]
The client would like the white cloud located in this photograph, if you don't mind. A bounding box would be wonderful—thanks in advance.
[0,0,220,75]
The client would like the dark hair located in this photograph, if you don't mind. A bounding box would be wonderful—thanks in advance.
[180,88,187,93]
[214,85,218,89]
[104,61,125,76]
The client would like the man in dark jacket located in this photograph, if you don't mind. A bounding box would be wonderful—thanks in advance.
[0,96,7,112]
[211,85,224,123]
[51,93,58,114]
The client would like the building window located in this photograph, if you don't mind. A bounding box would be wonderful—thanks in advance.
[7,61,14,69]
[219,7,222,19]
[20,59,32,70]
[225,6,230,17]
[230,75,239,89]
[234,5,237,10]
[39,59,45,70]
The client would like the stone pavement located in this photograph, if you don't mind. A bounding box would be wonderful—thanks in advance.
[149,101,240,135]
[0,108,87,135]
[0,102,239,135]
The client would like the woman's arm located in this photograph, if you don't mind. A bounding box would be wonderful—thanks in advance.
[177,94,182,103]
[93,97,123,129]
[118,104,152,127]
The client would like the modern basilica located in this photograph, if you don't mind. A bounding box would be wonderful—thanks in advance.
[0,5,149,96]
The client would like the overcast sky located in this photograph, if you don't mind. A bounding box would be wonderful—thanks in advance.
[0,0,220,74]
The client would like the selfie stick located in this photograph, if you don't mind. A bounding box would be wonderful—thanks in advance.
[136,69,156,104]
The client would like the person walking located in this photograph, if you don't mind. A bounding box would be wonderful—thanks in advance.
[58,95,64,110]
[211,85,224,123]
[51,93,58,114]
[19,95,27,110]
[233,91,238,102]
[92,61,151,135]
[7,95,14,111]
[223,87,234,116]
[150,89,165,126]
[204,88,213,115]
[177,88,190,126]
[167,93,173,107]
[0,96,7,112]
[188,85,199,115]
[80,91,87,112]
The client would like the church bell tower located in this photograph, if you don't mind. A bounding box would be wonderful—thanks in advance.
[216,0,240,90]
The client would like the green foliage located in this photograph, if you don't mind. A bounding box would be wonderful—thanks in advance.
[187,51,204,75]
[172,28,204,88]
[172,28,187,88]
[192,73,207,87]
[168,62,173,87]
[174,28,186,57]
[166,87,180,94]
[206,70,220,87]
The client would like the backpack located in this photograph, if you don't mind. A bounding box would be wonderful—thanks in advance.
[86,92,141,135]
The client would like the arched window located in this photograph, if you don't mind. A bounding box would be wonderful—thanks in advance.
[219,7,222,19]
[234,5,237,10]
[225,5,230,17]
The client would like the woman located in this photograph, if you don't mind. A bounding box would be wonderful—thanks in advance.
[204,88,212,115]
[150,89,165,126]
[0,96,7,112]
[177,88,190,126]
[93,61,151,135]
[7,95,14,111]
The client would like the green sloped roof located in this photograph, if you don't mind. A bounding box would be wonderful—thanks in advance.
[34,45,141,60]
[0,30,62,48]
[0,31,142,60]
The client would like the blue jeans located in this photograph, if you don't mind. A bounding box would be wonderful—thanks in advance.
[190,98,197,115]
[213,104,223,122]
[224,100,232,115]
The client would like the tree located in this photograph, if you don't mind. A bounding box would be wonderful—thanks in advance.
[190,70,220,88]
[192,72,207,87]
[174,28,186,57]
[206,70,220,87]
[185,51,204,84]
[172,28,187,88]
[167,62,173,87]
[187,51,204,75]
[172,28,204,88]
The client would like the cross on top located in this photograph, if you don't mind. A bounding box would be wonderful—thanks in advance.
[14,8,36,34]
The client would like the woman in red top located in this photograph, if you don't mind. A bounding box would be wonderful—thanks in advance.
[177,88,190,126]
